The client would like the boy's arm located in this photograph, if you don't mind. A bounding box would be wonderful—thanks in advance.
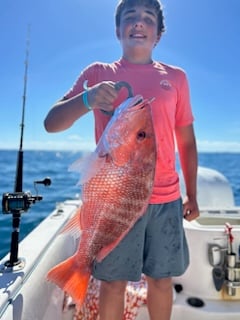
[175,124,199,221]
[44,93,89,133]
[44,81,118,133]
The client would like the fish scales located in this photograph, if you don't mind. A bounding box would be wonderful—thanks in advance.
[80,165,152,253]
[47,95,156,306]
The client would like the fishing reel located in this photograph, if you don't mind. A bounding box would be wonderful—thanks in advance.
[2,192,41,214]
[2,178,51,215]
[1,177,51,270]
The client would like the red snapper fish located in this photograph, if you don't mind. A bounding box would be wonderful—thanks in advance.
[47,91,156,307]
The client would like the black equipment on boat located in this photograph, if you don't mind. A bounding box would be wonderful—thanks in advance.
[1,27,51,270]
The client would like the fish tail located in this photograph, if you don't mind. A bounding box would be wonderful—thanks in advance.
[47,256,90,306]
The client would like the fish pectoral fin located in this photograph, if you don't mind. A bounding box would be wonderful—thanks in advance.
[69,150,106,185]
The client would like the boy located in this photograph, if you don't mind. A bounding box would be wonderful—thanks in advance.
[44,1,199,319]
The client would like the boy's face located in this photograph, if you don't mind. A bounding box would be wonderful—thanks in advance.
[116,5,161,54]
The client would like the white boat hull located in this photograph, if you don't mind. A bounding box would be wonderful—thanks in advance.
[0,201,80,320]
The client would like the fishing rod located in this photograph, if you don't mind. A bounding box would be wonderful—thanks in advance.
[1,26,51,270]
[14,25,30,193]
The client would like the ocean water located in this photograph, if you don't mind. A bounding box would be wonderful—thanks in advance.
[0,150,240,259]
[0,150,81,260]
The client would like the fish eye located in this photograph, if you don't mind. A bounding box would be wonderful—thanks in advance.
[137,131,146,140]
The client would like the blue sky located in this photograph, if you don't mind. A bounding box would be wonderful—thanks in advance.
[1,0,240,152]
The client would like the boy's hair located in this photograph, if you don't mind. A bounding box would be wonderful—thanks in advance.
[115,0,165,35]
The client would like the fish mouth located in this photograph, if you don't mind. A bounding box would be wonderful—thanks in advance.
[120,97,148,122]
[113,95,150,121]
[132,97,144,107]
[129,97,152,114]
[127,96,155,115]
[128,96,145,111]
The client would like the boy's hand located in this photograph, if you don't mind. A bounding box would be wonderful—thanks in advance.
[87,81,118,112]
[183,196,199,221]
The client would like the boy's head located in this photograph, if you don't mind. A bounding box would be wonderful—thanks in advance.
[115,0,165,35]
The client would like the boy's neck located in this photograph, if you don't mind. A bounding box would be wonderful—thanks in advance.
[122,50,153,65]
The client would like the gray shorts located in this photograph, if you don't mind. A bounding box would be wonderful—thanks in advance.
[92,198,189,281]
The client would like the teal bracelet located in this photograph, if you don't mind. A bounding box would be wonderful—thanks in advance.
[82,90,92,111]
